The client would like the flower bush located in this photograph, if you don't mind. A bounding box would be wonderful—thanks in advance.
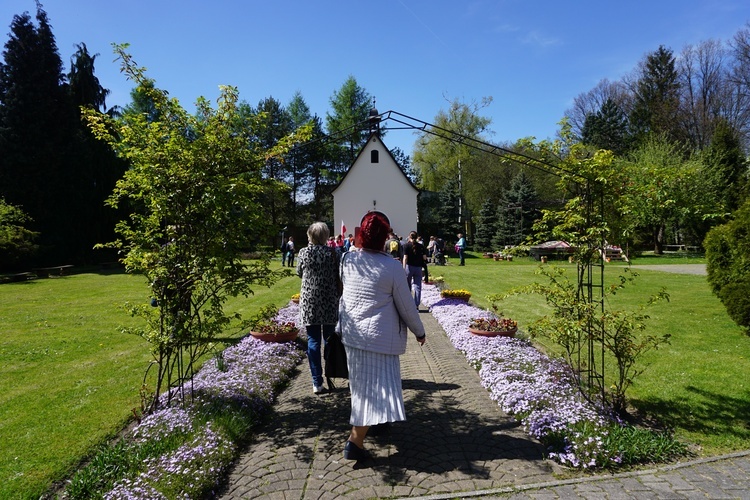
[65,302,305,498]
[469,316,517,332]
[440,288,471,300]
[253,319,298,336]
[422,284,616,468]
[422,284,685,468]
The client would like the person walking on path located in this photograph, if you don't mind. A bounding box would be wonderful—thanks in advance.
[296,223,341,394]
[280,238,288,266]
[402,231,425,308]
[338,211,426,461]
[285,236,295,267]
[456,232,466,266]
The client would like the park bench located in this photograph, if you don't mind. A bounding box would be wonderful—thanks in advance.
[32,265,74,278]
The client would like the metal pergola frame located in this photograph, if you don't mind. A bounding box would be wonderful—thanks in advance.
[372,109,608,402]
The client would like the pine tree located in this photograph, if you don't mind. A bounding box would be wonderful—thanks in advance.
[67,43,125,261]
[630,45,681,144]
[435,177,462,239]
[493,172,540,248]
[0,5,77,263]
[325,76,372,166]
[474,198,497,251]
[581,98,631,155]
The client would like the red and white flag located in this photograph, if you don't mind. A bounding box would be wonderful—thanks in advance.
[341,220,347,236]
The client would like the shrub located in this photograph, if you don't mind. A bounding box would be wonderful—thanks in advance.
[705,199,750,331]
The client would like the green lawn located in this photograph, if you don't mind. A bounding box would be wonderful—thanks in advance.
[434,252,750,455]
[0,264,301,499]
[2,252,749,497]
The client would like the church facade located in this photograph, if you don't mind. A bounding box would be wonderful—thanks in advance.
[332,133,419,241]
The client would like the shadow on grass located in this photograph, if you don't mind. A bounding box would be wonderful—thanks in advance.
[631,385,750,442]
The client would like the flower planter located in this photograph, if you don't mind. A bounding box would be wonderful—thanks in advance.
[250,329,299,343]
[468,326,517,338]
[291,298,299,304]
[443,296,470,302]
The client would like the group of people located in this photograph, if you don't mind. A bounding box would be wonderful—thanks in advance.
[295,213,426,462]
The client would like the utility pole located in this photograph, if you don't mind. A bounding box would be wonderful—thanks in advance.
[458,159,462,225]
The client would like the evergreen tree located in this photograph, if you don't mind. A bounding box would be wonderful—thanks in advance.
[285,91,312,225]
[474,198,497,251]
[630,45,681,145]
[0,5,78,263]
[493,172,540,247]
[67,43,125,261]
[121,78,161,122]
[704,119,748,213]
[581,98,631,155]
[435,177,462,240]
[325,76,372,166]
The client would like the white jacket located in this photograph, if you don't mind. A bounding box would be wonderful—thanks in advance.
[338,249,425,355]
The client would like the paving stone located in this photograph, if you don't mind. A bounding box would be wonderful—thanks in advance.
[216,306,750,499]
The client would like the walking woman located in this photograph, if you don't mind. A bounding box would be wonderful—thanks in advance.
[296,222,340,394]
[338,211,426,461]
[402,231,424,308]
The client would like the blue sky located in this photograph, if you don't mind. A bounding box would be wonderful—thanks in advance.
[2,1,749,155]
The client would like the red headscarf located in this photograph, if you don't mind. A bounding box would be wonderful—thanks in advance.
[359,211,390,251]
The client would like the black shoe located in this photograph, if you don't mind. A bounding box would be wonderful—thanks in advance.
[343,440,371,461]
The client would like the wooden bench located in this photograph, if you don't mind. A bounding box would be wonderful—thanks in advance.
[33,265,74,278]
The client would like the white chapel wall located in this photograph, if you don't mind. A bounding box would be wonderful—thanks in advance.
[333,135,418,241]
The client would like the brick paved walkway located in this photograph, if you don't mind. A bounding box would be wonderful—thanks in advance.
[218,309,750,499]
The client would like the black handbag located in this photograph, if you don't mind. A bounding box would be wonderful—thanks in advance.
[324,331,348,382]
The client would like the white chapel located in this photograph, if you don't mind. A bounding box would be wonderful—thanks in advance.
[332,132,419,241]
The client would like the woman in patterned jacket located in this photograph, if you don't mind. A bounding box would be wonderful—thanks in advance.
[296,222,341,394]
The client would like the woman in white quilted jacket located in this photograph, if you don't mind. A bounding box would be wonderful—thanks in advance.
[338,211,426,461]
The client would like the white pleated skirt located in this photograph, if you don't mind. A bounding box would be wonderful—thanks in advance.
[345,346,406,426]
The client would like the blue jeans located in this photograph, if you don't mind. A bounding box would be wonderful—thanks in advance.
[405,265,423,307]
[306,324,335,387]
[458,248,465,265]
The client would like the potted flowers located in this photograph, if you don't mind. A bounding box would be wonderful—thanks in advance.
[440,289,472,302]
[291,293,300,304]
[250,319,299,343]
[468,316,518,337]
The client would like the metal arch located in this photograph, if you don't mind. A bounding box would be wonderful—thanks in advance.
[292,108,607,401]
[375,109,607,402]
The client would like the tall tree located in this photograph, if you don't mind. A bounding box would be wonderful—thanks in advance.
[0,4,77,263]
[250,96,293,227]
[435,176,462,241]
[325,76,372,166]
[67,42,125,260]
[493,171,540,248]
[629,45,682,144]
[285,91,313,224]
[581,98,631,155]
[565,79,632,142]
[474,198,497,251]
[677,39,732,150]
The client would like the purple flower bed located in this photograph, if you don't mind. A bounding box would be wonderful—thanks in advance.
[104,302,305,498]
[421,285,617,468]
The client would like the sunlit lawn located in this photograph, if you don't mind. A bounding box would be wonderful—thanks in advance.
[2,251,749,497]
[0,261,301,499]
[434,251,750,456]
